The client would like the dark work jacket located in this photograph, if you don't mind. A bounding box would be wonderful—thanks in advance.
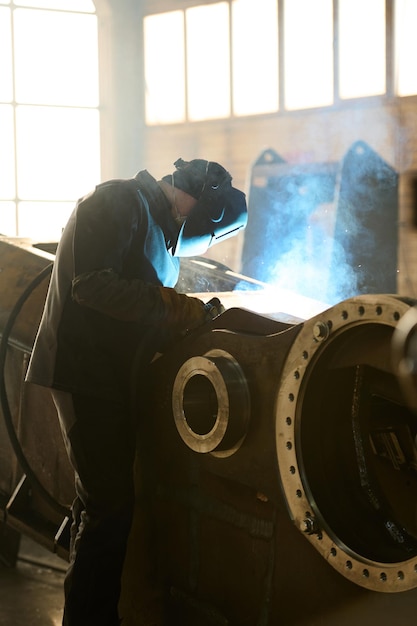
[25,171,181,401]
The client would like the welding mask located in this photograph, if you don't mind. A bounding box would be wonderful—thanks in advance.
[163,158,248,257]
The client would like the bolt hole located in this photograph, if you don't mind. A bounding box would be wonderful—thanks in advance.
[330,547,337,557]
[376,306,382,315]
[289,393,294,402]
[346,560,353,570]
[294,370,300,380]
[296,489,302,498]
[394,311,400,321]
[286,417,292,426]
[286,441,292,450]
[289,466,296,475]
[397,571,405,581]
[302,351,308,360]
[380,572,387,582]
[342,310,348,320]
[358,306,365,316]
[363,569,370,578]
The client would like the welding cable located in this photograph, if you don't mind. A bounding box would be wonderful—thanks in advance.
[0,262,69,518]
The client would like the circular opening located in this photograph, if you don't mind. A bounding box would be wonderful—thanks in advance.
[183,374,218,435]
[298,323,417,564]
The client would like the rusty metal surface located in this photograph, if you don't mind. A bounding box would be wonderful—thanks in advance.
[123,293,417,624]
[0,237,73,550]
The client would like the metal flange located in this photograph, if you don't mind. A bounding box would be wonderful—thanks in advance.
[276,294,417,592]
[172,348,250,457]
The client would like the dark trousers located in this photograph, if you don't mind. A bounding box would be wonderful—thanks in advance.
[52,390,136,626]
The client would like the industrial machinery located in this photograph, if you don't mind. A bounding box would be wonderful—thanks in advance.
[1,236,417,625]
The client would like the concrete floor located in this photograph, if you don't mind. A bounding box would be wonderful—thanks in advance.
[0,535,66,626]
[4,534,417,626]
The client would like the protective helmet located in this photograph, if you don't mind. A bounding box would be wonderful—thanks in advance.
[163,158,248,257]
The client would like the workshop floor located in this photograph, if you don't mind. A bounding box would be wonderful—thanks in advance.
[0,535,66,626]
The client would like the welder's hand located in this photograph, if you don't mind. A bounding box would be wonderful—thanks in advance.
[158,287,207,332]
[157,290,226,347]
[204,297,225,320]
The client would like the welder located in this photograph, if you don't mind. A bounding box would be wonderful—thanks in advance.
[25,158,247,626]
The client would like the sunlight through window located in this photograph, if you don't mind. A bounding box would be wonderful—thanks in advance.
[0,202,16,236]
[14,0,95,11]
[144,11,185,124]
[395,0,417,96]
[284,0,334,110]
[186,2,230,121]
[14,8,99,106]
[16,105,100,200]
[232,0,279,116]
[0,8,12,101]
[339,0,385,99]
[0,2,100,240]
[18,201,74,239]
[0,105,15,199]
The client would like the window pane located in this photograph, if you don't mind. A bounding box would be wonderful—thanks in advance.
[0,105,15,198]
[16,105,100,200]
[144,11,185,124]
[0,202,16,236]
[14,0,95,12]
[18,201,73,240]
[186,3,230,121]
[0,7,12,101]
[395,0,417,96]
[339,0,385,99]
[14,8,99,106]
[232,0,278,116]
[284,0,333,110]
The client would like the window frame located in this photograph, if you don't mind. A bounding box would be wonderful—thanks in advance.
[143,0,412,127]
[0,0,101,239]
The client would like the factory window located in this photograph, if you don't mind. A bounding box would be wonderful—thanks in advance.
[144,0,417,125]
[186,3,231,121]
[338,0,386,100]
[144,0,279,124]
[283,0,333,110]
[232,0,279,116]
[394,0,417,96]
[144,10,186,125]
[0,0,100,241]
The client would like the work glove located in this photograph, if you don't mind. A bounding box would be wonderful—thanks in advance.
[204,297,226,320]
[158,289,225,333]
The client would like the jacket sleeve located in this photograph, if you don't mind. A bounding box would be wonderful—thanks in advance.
[72,268,208,332]
[71,182,209,332]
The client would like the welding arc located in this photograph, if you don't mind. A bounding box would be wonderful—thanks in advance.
[0,263,69,518]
